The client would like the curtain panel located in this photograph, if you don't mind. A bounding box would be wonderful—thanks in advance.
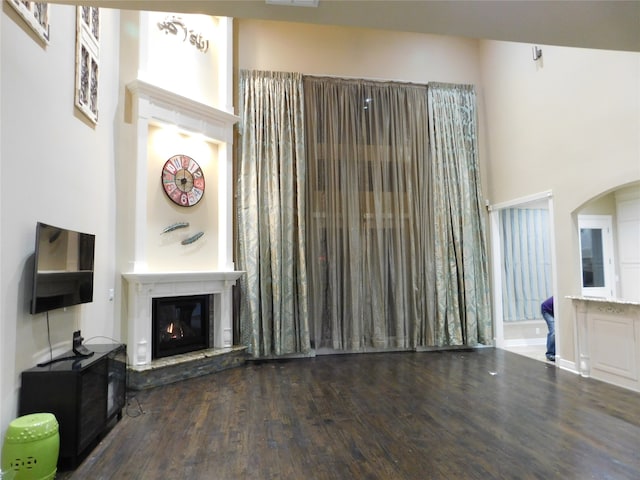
[304,76,434,350]
[427,83,492,346]
[237,72,492,357]
[237,70,310,357]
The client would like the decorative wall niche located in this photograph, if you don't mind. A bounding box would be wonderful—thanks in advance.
[147,126,220,272]
[75,6,100,124]
[125,79,239,272]
[8,0,49,43]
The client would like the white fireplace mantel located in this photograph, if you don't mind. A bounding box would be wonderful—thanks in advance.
[123,270,244,366]
[123,270,243,286]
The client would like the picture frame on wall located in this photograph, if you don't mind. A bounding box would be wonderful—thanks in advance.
[8,0,50,43]
[74,6,100,124]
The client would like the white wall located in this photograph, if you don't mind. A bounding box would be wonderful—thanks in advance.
[140,12,221,107]
[237,19,481,84]
[479,41,640,366]
[145,125,220,271]
[1,4,121,435]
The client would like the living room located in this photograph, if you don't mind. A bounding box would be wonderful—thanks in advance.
[1,1,639,476]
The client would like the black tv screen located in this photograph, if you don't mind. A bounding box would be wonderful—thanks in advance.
[30,222,95,314]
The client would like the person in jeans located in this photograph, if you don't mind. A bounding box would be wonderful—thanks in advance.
[541,296,555,362]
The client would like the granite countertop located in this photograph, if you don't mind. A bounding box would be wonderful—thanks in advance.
[566,295,640,307]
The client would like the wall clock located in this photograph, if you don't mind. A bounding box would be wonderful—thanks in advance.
[161,154,205,207]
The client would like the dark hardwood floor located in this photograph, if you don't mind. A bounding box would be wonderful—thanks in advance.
[61,349,639,479]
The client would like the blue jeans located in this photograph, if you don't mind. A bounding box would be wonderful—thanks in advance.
[542,310,555,358]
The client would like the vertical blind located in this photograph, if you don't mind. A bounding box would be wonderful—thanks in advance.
[500,207,552,321]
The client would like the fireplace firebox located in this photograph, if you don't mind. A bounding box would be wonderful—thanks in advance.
[152,295,212,359]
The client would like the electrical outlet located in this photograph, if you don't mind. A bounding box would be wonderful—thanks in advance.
[536,327,540,334]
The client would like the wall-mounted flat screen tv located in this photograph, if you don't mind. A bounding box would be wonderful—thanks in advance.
[30,222,95,314]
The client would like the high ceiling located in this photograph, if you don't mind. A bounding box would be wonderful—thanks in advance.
[52,0,640,52]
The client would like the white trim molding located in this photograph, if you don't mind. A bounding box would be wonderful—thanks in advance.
[489,190,558,356]
[127,80,239,144]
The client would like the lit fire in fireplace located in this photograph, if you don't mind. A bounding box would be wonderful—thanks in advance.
[163,319,194,341]
[166,322,181,339]
[153,295,210,359]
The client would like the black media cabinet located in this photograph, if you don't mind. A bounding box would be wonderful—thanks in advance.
[19,343,127,469]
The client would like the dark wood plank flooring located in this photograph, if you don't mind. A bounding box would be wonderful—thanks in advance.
[61,349,640,479]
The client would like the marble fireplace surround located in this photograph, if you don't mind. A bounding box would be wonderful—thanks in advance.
[123,271,243,367]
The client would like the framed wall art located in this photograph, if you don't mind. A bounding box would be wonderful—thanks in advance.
[8,0,50,43]
[74,6,100,124]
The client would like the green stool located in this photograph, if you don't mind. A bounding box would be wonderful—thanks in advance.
[1,413,59,480]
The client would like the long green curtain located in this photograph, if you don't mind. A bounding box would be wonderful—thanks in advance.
[237,70,310,357]
[427,83,492,345]
[304,77,434,350]
[237,72,491,357]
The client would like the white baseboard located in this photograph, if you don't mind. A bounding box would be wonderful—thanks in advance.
[558,358,578,374]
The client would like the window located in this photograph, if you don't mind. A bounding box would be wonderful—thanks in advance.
[578,215,615,298]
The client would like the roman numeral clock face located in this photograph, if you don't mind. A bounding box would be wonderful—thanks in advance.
[161,155,205,207]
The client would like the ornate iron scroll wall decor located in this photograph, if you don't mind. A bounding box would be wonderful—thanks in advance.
[75,6,100,124]
[8,0,50,43]
[157,16,210,53]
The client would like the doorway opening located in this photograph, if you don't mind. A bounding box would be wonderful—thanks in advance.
[490,191,558,364]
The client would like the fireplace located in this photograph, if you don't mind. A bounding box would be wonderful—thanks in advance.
[122,271,243,366]
[152,295,213,359]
